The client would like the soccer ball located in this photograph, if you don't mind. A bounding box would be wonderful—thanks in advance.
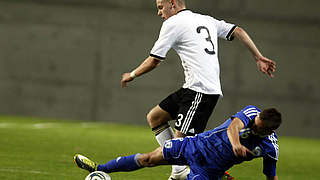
[85,171,111,180]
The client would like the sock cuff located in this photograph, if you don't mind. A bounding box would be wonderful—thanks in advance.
[152,123,170,135]
[134,153,142,167]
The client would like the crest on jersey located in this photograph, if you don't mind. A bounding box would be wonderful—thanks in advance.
[164,141,173,149]
[240,128,251,139]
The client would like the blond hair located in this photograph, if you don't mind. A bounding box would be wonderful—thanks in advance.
[163,0,186,7]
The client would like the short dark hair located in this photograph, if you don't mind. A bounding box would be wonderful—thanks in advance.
[260,108,282,130]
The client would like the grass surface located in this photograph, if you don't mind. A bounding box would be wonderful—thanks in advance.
[0,116,319,180]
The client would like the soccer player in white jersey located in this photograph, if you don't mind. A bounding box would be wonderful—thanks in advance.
[121,0,276,179]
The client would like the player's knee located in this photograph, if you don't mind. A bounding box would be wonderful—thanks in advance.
[147,107,171,128]
[146,110,164,127]
[137,154,148,167]
[146,111,154,126]
[137,153,156,167]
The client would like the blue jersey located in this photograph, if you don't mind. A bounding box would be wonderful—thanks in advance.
[163,105,279,179]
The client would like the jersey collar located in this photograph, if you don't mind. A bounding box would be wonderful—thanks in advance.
[177,9,190,14]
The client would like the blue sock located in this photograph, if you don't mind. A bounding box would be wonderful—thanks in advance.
[97,154,142,173]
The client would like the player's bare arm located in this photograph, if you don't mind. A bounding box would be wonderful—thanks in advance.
[232,27,276,78]
[227,117,253,157]
[121,56,161,87]
[266,175,279,180]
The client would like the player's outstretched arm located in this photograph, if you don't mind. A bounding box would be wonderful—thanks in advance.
[227,118,253,157]
[266,175,279,180]
[121,56,161,87]
[232,27,276,78]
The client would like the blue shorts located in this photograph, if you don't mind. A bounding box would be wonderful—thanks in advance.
[163,138,224,180]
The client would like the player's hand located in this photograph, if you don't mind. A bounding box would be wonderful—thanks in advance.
[232,144,253,158]
[256,56,276,78]
[121,72,134,88]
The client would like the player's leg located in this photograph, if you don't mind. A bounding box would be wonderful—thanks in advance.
[137,147,169,167]
[174,90,219,136]
[147,89,190,179]
[74,147,169,174]
[163,137,204,180]
[168,129,190,179]
[147,105,189,178]
[147,105,175,146]
[147,88,184,150]
[168,90,219,179]
[74,153,141,173]
[163,136,231,180]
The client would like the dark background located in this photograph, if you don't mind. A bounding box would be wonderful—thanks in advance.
[0,0,319,137]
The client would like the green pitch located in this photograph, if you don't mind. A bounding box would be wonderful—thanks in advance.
[0,116,319,180]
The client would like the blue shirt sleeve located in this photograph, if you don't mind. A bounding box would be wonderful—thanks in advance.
[231,105,261,127]
[262,133,279,177]
[263,156,277,177]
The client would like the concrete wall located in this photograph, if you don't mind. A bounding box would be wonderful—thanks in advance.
[0,0,319,138]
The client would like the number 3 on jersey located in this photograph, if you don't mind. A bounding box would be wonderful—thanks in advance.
[196,26,215,55]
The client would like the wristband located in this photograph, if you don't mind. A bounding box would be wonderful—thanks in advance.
[130,71,136,79]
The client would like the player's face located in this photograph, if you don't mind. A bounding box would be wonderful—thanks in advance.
[156,0,175,21]
[252,116,275,137]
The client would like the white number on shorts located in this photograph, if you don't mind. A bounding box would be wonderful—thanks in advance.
[175,114,184,127]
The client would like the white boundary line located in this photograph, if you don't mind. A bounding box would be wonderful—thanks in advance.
[0,122,101,129]
[0,168,69,176]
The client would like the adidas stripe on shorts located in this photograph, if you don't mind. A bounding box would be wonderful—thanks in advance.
[159,88,219,136]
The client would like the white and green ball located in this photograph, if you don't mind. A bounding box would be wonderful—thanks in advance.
[85,171,111,180]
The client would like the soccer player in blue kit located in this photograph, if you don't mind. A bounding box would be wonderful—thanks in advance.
[74,105,282,180]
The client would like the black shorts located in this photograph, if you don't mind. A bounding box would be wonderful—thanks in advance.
[159,88,219,136]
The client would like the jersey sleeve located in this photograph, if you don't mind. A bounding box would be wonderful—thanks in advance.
[264,133,279,160]
[213,18,237,41]
[262,133,279,177]
[231,105,261,127]
[212,18,237,41]
[150,20,179,60]
[263,155,277,177]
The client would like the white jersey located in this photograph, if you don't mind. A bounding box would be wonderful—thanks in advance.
[150,10,236,95]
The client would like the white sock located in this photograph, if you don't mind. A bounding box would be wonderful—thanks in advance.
[154,125,187,174]
[155,127,174,146]
[172,165,187,174]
